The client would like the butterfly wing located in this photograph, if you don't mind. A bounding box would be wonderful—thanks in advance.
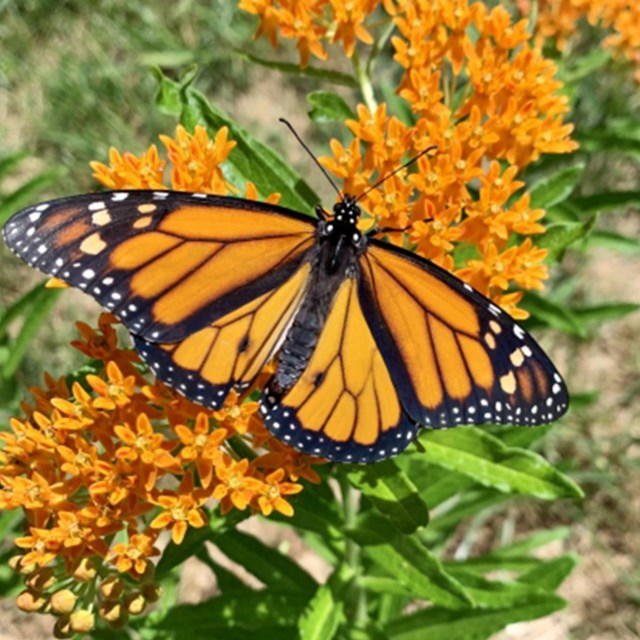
[260,277,418,463]
[359,240,569,429]
[133,259,311,408]
[2,190,317,343]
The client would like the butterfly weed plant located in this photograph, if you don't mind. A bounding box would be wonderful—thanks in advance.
[0,1,638,638]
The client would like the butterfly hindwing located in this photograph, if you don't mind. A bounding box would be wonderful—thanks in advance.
[359,240,569,429]
[2,190,317,343]
[260,277,418,463]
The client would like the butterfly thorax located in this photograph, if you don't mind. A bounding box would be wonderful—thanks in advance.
[272,197,365,392]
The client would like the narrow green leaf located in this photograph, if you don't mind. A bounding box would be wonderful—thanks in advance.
[494,527,571,558]
[0,150,29,182]
[420,428,584,500]
[519,555,578,590]
[2,286,61,378]
[195,549,251,594]
[358,576,413,597]
[307,91,355,123]
[570,190,640,214]
[529,163,585,210]
[444,568,550,609]
[238,51,358,87]
[521,291,587,337]
[152,64,197,116]
[155,509,247,578]
[214,529,317,594]
[299,564,351,640]
[148,591,309,635]
[583,229,640,254]
[153,69,320,211]
[572,302,640,325]
[357,521,473,608]
[537,216,596,263]
[576,130,640,159]
[561,48,611,83]
[385,593,566,639]
[0,169,65,224]
[494,424,553,448]
[346,460,429,534]
[429,489,511,532]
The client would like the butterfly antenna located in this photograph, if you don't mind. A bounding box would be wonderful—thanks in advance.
[279,118,343,200]
[355,145,438,202]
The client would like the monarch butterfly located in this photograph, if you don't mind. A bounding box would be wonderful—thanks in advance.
[2,140,568,464]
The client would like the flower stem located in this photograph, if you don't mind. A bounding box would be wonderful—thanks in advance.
[339,472,368,628]
[353,50,377,112]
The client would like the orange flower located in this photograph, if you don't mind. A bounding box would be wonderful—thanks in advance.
[159,125,237,194]
[107,532,160,576]
[212,457,264,513]
[175,412,227,488]
[149,474,208,545]
[256,468,303,516]
[90,146,165,190]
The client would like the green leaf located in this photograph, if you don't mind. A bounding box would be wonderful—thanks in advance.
[307,91,355,123]
[1,285,61,379]
[583,229,640,254]
[147,591,309,635]
[355,518,473,608]
[537,216,596,263]
[384,593,566,639]
[570,190,640,214]
[528,163,585,210]
[420,428,584,500]
[214,529,317,594]
[299,564,351,640]
[153,69,320,211]
[358,576,414,597]
[576,129,640,159]
[152,64,197,116]
[346,460,429,534]
[155,509,247,578]
[560,48,611,84]
[519,555,578,590]
[521,291,587,337]
[572,302,640,325]
[443,568,551,609]
[0,168,65,224]
[195,549,250,594]
[238,51,358,87]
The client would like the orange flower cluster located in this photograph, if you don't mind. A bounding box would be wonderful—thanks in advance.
[240,0,578,317]
[518,0,640,82]
[238,0,393,66]
[2,125,322,635]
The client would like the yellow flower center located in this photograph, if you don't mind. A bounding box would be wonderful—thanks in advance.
[267,485,280,499]
[229,474,242,490]
[171,505,188,521]
[135,436,150,451]
[194,434,208,449]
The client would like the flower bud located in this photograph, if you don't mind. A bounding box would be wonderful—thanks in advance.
[16,589,47,612]
[73,557,97,582]
[18,561,38,576]
[53,615,73,639]
[50,589,77,615]
[26,567,57,592]
[125,591,146,615]
[99,575,124,599]
[69,609,95,633]
[8,555,24,571]
[99,599,124,623]
[142,582,163,603]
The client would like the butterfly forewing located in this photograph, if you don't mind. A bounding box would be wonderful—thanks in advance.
[359,240,569,429]
[2,191,317,343]
[133,261,312,408]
